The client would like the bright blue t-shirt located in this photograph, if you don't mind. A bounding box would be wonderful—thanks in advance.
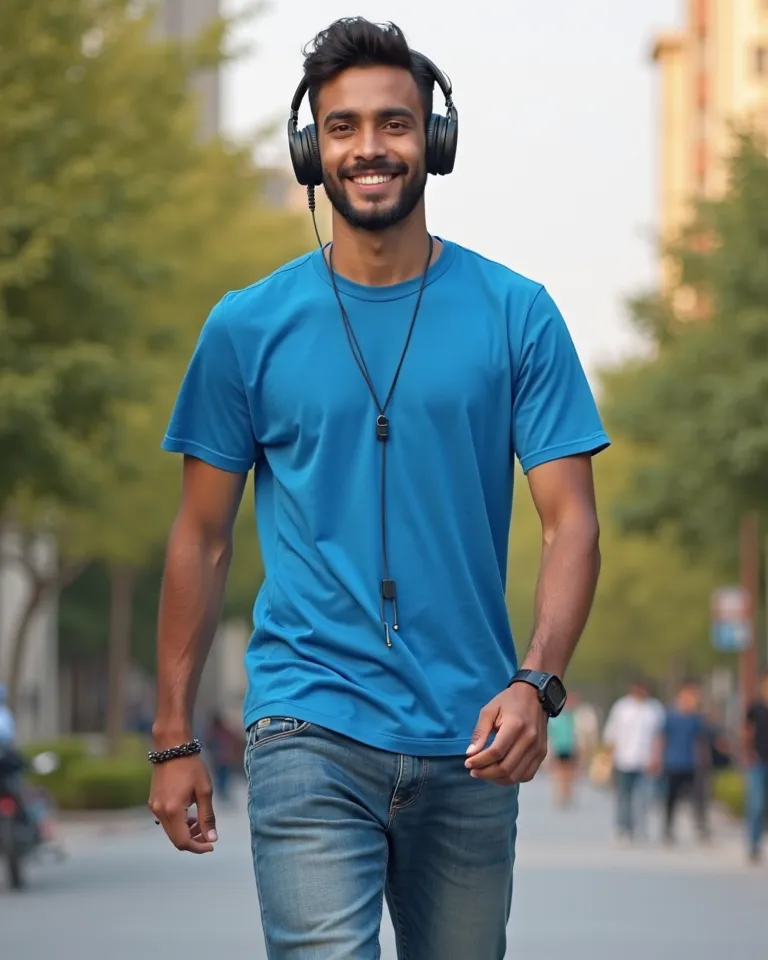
[163,240,610,756]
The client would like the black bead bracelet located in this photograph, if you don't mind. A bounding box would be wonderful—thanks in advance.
[147,738,202,765]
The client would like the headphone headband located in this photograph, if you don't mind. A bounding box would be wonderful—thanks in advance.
[287,49,459,185]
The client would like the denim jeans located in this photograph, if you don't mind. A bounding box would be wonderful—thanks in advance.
[614,769,652,837]
[746,763,768,856]
[245,718,519,960]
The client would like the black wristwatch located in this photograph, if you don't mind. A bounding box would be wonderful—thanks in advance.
[508,669,567,718]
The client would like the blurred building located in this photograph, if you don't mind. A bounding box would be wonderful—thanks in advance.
[155,0,221,139]
[651,0,768,294]
[0,531,59,743]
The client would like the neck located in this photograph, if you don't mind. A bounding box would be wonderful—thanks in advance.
[328,204,438,286]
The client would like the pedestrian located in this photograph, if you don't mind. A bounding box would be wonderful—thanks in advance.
[548,694,579,807]
[743,671,768,863]
[0,684,16,747]
[148,18,610,959]
[205,712,237,804]
[603,678,665,840]
[654,680,717,844]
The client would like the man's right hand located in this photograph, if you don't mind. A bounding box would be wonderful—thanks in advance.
[149,755,218,854]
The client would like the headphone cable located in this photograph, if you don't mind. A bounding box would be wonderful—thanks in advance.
[308,186,433,646]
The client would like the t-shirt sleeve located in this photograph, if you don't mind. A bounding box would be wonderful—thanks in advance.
[512,286,610,473]
[162,294,259,473]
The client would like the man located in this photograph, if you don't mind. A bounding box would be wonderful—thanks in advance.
[548,693,579,808]
[744,672,768,863]
[654,680,712,844]
[149,18,609,959]
[603,678,664,840]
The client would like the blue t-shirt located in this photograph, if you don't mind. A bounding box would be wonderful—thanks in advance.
[663,711,707,773]
[163,240,610,756]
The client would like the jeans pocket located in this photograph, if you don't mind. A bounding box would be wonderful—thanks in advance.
[248,717,311,750]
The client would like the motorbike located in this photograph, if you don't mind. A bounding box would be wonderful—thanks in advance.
[0,748,60,890]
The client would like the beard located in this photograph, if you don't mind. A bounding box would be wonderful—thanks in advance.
[323,161,428,232]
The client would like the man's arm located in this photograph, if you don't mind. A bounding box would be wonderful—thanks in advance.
[465,453,600,785]
[519,453,601,677]
[153,456,246,743]
[149,456,246,852]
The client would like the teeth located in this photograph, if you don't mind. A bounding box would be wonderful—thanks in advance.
[353,175,392,185]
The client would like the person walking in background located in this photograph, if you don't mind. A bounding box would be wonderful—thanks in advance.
[654,680,715,844]
[572,693,600,774]
[743,671,768,863]
[205,712,238,804]
[548,695,579,807]
[603,678,664,841]
[0,684,16,747]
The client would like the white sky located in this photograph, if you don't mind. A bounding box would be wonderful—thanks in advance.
[222,0,681,376]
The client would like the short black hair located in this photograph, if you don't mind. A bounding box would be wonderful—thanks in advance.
[302,18,435,125]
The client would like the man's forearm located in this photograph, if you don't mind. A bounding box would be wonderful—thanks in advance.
[521,515,601,678]
[153,522,232,746]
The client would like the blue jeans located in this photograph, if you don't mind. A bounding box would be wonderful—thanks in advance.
[614,769,652,837]
[746,763,768,855]
[245,718,519,960]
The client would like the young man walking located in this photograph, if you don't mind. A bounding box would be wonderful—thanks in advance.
[603,678,665,840]
[149,18,609,959]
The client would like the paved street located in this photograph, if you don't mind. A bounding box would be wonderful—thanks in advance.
[2,774,765,958]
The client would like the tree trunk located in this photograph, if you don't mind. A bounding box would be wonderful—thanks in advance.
[3,544,86,716]
[6,580,46,715]
[106,563,135,756]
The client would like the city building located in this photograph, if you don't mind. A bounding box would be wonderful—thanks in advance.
[155,0,221,139]
[651,0,768,293]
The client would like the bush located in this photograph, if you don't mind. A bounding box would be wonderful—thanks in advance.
[20,736,151,810]
[63,758,151,811]
[713,769,745,818]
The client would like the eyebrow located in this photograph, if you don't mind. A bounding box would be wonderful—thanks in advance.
[323,107,418,129]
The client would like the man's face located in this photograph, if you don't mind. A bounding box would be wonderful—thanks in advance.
[316,65,428,232]
[760,675,768,702]
[677,685,700,712]
[630,683,648,700]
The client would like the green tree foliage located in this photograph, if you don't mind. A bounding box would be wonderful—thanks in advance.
[1,0,307,721]
[606,131,768,555]
[0,0,218,511]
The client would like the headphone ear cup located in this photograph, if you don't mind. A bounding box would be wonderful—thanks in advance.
[304,123,322,187]
[426,114,441,176]
[426,114,458,176]
[289,123,323,186]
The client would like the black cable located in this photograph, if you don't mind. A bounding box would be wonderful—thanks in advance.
[308,186,433,645]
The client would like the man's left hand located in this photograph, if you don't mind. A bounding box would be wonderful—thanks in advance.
[464,683,548,786]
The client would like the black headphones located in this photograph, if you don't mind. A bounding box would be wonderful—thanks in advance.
[287,52,459,187]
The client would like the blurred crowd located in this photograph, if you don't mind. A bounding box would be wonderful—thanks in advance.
[547,673,768,863]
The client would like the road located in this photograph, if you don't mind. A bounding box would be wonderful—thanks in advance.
[2,774,765,959]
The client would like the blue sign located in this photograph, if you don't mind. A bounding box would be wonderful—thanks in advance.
[711,621,751,652]
[710,586,752,653]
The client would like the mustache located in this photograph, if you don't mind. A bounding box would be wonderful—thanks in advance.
[339,159,408,179]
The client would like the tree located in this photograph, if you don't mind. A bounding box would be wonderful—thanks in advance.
[0,0,223,513]
[506,437,723,698]
[0,0,308,722]
[606,131,768,556]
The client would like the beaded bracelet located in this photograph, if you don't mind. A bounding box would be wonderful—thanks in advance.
[147,738,203,765]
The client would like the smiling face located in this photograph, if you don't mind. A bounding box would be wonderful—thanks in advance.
[316,65,428,232]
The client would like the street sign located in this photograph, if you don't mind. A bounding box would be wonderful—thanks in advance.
[710,586,752,652]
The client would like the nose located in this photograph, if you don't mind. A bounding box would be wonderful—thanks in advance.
[353,122,387,164]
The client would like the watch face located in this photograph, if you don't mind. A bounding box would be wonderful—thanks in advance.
[545,676,567,713]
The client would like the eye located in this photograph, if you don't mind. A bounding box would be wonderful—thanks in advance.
[330,123,353,135]
[384,121,408,131]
